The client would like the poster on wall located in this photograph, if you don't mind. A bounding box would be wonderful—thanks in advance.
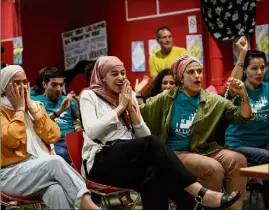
[62,20,107,71]
[148,39,160,55]
[131,41,146,72]
[186,34,203,65]
[255,24,269,61]
[13,37,23,65]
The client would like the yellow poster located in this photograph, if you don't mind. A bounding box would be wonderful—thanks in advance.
[255,24,269,61]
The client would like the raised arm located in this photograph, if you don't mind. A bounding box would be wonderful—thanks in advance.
[225,78,252,120]
[24,83,60,144]
[231,36,248,80]
[32,104,61,144]
[134,75,150,105]
[1,82,26,148]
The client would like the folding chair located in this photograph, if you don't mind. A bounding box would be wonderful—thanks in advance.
[1,192,43,209]
[65,131,140,210]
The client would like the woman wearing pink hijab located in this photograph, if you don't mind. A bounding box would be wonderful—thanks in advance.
[80,56,242,210]
[140,54,253,210]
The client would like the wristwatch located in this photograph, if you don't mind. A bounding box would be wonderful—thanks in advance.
[53,110,60,118]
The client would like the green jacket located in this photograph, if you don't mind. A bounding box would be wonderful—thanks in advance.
[140,87,253,155]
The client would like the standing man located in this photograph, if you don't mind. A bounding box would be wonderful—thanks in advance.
[32,67,81,164]
[149,26,188,78]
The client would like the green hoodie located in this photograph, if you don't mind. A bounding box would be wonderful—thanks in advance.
[140,86,253,155]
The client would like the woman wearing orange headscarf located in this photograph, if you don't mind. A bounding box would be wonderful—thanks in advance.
[80,56,241,210]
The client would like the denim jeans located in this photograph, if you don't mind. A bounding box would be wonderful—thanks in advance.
[1,155,89,209]
[233,143,269,166]
[233,143,269,208]
[54,137,72,165]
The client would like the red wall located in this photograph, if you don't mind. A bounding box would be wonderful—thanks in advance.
[108,0,203,87]
[1,0,15,40]
[81,0,204,88]
[19,0,92,84]
[1,41,13,65]
[1,0,16,66]
[19,0,269,93]
[19,0,203,89]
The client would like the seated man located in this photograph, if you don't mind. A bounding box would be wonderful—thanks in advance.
[32,67,81,164]
[1,65,98,210]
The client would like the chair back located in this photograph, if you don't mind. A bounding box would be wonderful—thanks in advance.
[65,131,84,173]
[65,131,131,194]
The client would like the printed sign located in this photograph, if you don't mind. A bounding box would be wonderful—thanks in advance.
[62,21,108,70]
[188,16,197,34]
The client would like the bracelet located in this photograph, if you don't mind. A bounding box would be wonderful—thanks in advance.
[136,95,143,99]
[240,94,249,104]
[53,110,60,118]
[237,63,244,68]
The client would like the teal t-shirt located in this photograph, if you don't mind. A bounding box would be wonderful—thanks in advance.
[30,87,41,97]
[226,82,269,148]
[167,91,200,151]
[32,94,77,138]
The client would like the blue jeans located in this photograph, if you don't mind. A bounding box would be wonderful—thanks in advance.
[54,137,72,165]
[233,143,268,208]
[233,143,269,166]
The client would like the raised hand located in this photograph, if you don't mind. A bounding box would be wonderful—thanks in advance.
[227,77,247,97]
[126,85,136,113]
[118,81,131,111]
[25,82,38,113]
[236,36,248,54]
[59,91,76,113]
[5,83,25,111]
[135,75,150,95]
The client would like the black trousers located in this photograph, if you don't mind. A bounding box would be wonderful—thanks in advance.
[86,135,196,210]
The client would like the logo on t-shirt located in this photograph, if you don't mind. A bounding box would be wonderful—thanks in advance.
[54,111,68,124]
[250,96,268,121]
[175,113,196,137]
[251,96,267,113]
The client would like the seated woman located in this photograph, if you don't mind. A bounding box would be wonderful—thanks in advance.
[225,37,268,207]
[1,65,99,210]
[136,69,176,105]
[140,55,253,210]
[225,37,268,165]
[80,56,241,210]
